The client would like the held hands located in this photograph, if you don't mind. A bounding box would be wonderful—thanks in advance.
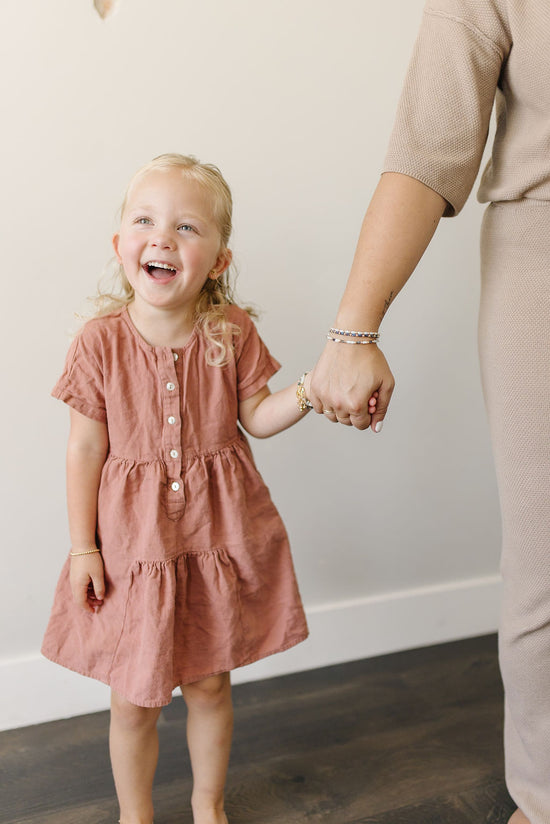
[69,550,106,613]
[309,339,395,431]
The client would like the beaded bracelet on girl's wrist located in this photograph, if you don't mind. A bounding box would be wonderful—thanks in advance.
[69,548,102,557]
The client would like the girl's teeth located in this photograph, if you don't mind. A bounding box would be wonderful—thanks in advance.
[147,262,175,271]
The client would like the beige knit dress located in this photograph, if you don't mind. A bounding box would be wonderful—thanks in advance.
[384,2,550,821]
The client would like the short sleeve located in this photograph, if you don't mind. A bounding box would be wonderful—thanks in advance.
[383,1,510,216]
[230,309,281,402]
[51,325,107,423]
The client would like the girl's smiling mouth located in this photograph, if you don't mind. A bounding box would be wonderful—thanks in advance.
[143,260,179,281]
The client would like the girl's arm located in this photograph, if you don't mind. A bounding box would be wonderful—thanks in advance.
[240,375,378,438]
[66,407,109,613]
[239,375,314,439]
[309,172,447,431]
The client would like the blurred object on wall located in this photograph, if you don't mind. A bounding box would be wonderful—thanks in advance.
[93,0,118,19]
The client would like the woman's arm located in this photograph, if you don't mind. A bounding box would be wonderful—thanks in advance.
[309,172,447,431]
[66,407,109,613]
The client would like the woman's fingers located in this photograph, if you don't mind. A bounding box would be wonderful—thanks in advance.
[310,342,394,431]
[321,408,353,426]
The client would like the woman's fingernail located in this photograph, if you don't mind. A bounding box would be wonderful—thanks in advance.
[374,421,384,433]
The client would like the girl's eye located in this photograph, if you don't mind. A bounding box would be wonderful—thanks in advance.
[135,217,152,225]
[178,224,195,233]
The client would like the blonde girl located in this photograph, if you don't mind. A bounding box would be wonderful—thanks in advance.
[42,154,338,824]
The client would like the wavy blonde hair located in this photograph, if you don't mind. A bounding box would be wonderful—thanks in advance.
[92,153,255,366]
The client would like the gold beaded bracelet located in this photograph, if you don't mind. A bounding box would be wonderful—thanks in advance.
[296,372,314,412]
[69,548,102,557]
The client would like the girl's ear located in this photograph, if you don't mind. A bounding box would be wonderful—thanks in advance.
[209,248,233,279]
[112,233,122,263]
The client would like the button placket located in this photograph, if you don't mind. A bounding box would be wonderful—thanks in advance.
[158,348,185,518]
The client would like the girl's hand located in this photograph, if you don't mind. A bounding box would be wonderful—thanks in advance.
[309,340,394,431]
[69,551,106,613]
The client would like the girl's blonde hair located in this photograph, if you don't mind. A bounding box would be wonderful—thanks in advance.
[93,153,254,366]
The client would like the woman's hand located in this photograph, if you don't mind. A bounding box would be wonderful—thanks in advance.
[309,340,394,431]
[70,551,106,613]
[308,174,445,432]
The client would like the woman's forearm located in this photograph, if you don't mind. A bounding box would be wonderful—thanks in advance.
[335,172,447,330]
[309,173,447,430]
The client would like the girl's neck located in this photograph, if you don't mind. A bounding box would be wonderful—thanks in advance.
[127,301,195,348]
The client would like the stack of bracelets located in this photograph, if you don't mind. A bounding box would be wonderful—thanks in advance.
[296,372,313,411]
[327,327,380,344]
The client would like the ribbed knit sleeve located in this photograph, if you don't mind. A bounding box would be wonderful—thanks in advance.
[383,1,511,216]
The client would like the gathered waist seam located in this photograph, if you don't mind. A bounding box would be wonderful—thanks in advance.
[106,436,243,467]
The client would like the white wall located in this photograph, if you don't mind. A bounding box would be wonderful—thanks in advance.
[0,0,501,730]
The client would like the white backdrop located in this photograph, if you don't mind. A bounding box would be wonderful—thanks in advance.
[0,0,501,730]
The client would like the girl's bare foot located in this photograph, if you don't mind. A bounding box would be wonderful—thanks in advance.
[509,810,530,824]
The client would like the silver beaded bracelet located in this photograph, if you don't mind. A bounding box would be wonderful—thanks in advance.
[329,328,380,340]
[327,335,378,345]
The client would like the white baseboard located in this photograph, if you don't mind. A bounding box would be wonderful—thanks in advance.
[0,575,501,731]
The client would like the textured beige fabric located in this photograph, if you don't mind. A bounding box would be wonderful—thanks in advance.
[383,4,550,822]
[384,0,550,216]
[479,203,550,824]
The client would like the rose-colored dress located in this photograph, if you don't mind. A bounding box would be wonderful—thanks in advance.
[42,305,308,707]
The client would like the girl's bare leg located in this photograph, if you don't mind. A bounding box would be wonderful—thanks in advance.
[181,672,233,824]
[509,811,531,824]
[110,689,162,824]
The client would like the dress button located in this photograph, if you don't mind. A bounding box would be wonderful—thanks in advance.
[170,449,179,459]
[168,416,176,425]
[173,352,179,361]
[171,481,180,492]
[166,382,175,391]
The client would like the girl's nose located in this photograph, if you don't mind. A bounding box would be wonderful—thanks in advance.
[151,228,176,249]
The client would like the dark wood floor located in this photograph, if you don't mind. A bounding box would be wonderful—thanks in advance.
[1,634,515,824]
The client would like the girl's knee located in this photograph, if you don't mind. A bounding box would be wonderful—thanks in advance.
[110,690,161,731]
[181,672,231,709]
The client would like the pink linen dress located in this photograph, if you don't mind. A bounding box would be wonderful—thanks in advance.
[42,305,308,707]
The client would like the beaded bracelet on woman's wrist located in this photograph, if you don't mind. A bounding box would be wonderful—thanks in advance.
[326,335,379,345]
[328,327,380,340]
[327,327,380,345]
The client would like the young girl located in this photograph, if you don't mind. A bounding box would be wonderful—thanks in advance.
[42,153,322,824]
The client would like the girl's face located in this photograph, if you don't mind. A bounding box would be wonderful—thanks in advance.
[113,168,232,318]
